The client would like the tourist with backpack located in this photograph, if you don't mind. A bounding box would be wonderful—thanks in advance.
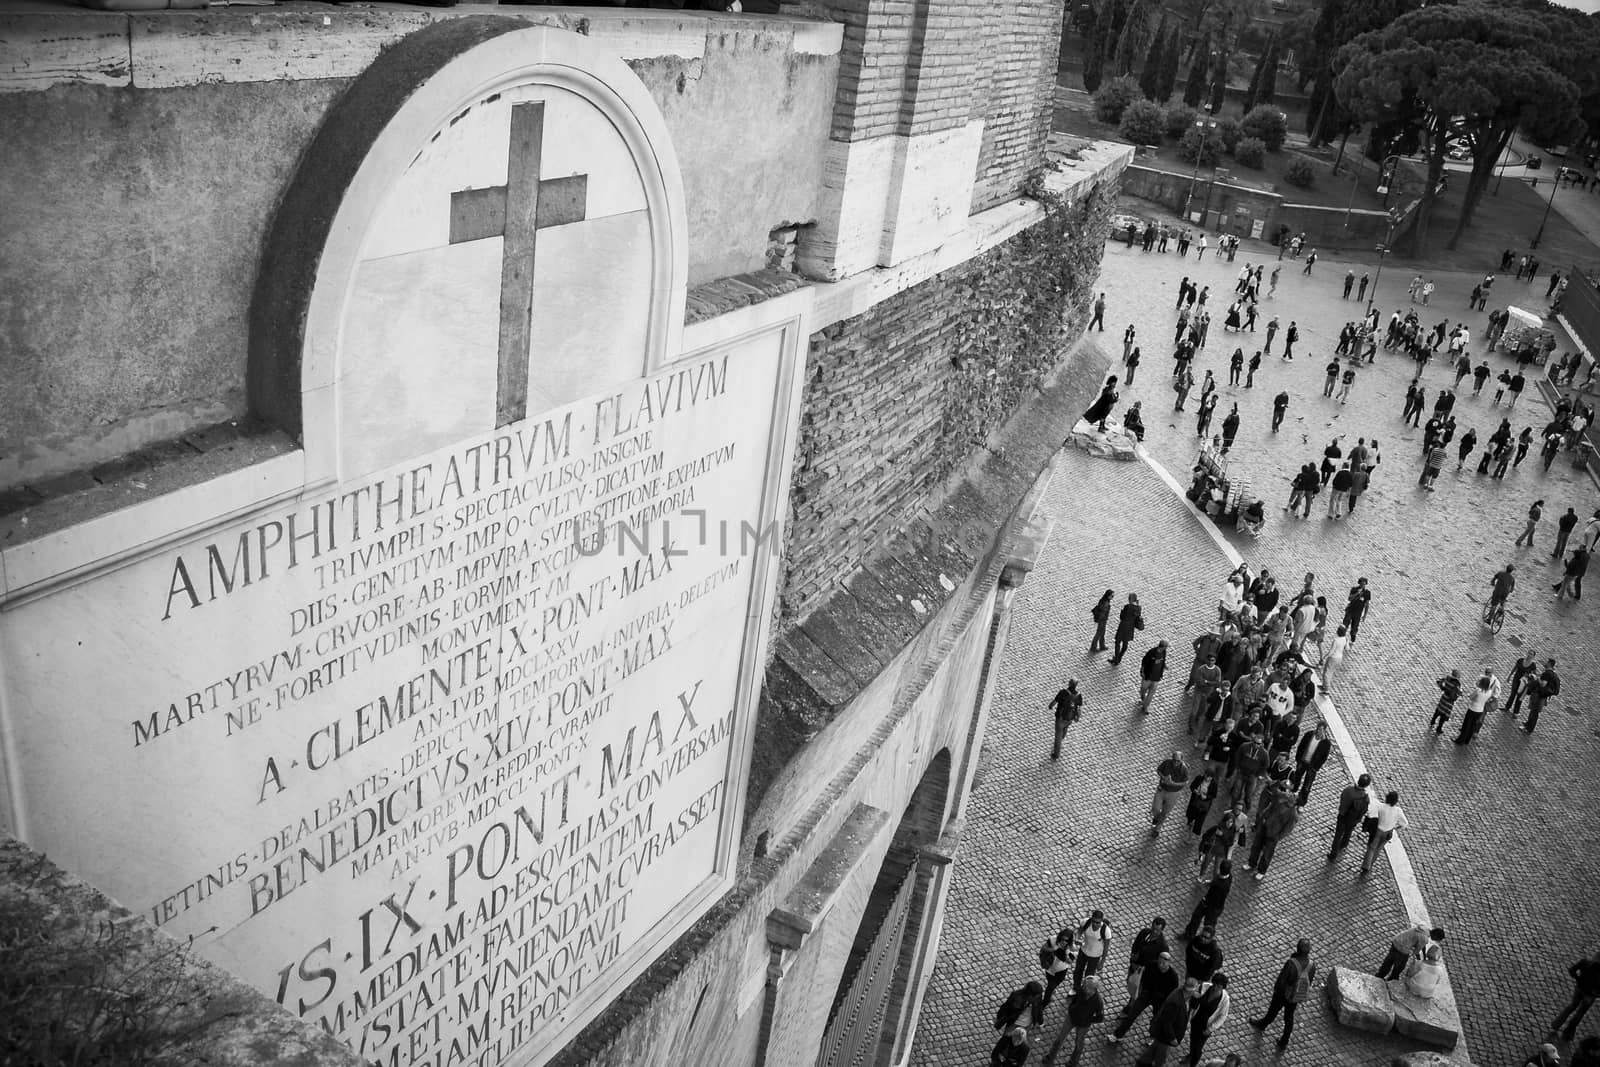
[1126,917,1172,1000]
[1074,910,1113,991]
[1038,929,1077,1007]
[1049,680,1083,761]
[1248,939,1316,1048]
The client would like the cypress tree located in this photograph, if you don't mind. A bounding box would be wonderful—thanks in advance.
[1258,34,1280,104]
[1183,33,1209,108]
[1081,2,1105,92]
[1157,26,1183,102]
[1114,0,1144,76]
[1242,43,1265,115]
[1139,16,1168,99]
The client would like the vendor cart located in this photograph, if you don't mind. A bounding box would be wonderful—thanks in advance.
[1496,305,1556,364]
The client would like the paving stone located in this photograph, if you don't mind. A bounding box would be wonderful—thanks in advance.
[1392,1053,1470,1067]
[1328,965,1396,1034]
[911,240,1600,1067]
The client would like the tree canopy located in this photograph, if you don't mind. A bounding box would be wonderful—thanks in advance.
[1335,0,1591,251]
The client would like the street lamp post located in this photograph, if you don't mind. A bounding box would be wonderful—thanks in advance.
[1183,116,1219,222]
[1377,154,1399,211]
[1365,208,1403,318]
[1532,167,1563,248]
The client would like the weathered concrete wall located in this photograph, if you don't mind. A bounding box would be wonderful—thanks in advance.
[0,7,838,492]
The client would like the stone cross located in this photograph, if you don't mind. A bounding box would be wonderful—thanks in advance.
[449,100,589,426]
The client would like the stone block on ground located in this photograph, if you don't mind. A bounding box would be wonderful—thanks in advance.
[1389,967,1463,1049]
[1064,418,1138,460]
[1327,965,1395,1034]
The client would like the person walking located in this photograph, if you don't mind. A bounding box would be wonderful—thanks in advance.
[1320,625,1349,692]
[991,1027,1030,1067]
[1337,364,1357,404]
[1151,752,1190,836]
[1342,578,1372,644]
[1506,650,1540,719]
[1327,462,1353,519]
[1049,680,1083,760]
[1246,350,1261,387]
[1127,917,1172,1000]
[1553,954,1600,1041]
[1124,324,1138,363]
[1249,940,1316,1049]
[1090,292,1107,331]
[1196,393,1217,439]
[1554,544,1590,600]
[1282,321,1298,360]
[1302,250,1317,275]
[1271,390,1289,432]
[1553,507,1580,561]
[1516,500,1545,547]
[1127,346,1142,385]
[1343,270,1355,299]
[1112,593,1145,664]
[1135,978,1199,1067]
[1185,864,1234,938]
[1075,910,1113,990]
[1360,789,1409,876]
[1063,974,1106,1065]
[1228,348,1244,386]
[1040,928,1079,1006]
[1329,772,1372,858]
[1264,316,1279,354]
[1456,428,1478,470]
[1187,973,1231,1067]
[1090,589,1114,652]
[1324,359,1340,398]
[1523,658,1561,734]
[1358,273,1370,302]
[1290,722,1332,807]
[1428,670,1462,734]
[1220,405,1241,453]
[1453,669,1499,745]
[994,980,1046,1033]
[1140,640,1169,714]
[1376,924,1446,980]
[1243,780,1297,881]
[1107,952,1180,1044]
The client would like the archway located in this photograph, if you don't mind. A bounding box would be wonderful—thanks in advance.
[815,749,952,1067]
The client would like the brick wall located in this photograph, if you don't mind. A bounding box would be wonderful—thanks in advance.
[971,0,1064,211]
[780,174,1116,623]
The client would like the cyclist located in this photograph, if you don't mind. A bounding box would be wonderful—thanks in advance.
[1488,564,1516,621]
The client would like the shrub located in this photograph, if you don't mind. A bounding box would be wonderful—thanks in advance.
[1092,75,1144,125]
[1241,105,1289,151]
[1233,136,1266,168]
[1119,99,1166,145]
[1218,117,1243,153]
[1178,125,1225,167]
[1284,158,1316,188]
[1164,104,1199,140]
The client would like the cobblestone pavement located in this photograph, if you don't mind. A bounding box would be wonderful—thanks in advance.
[913,455,1416,1067]
[911,243,1600,1067]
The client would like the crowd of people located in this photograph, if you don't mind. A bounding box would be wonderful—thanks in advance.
[1043,234,1600,1064]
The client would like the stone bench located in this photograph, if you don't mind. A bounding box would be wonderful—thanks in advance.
[1064,418,1139,460]
[1326,965,1465,1051]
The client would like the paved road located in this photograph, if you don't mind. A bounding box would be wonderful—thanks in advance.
[910,242,1600,1067]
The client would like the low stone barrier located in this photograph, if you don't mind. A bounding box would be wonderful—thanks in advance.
[1326,964,1464,1051]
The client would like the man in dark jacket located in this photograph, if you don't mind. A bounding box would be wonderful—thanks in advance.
[1554,954,1600,1039]
[1250,939,1315,1048]
[1127,917,1171,999]
[1188,973,1230,1067]
[1112,593,1145,664]
[1136,977,1199,1066]
[1140,641,1169,714]
[1063,973,1106,1063]
[1329,773,1372,857]
[1184,864,1233,939]
[993,980,1044,1032]
[1108,952,1180,1042]
[1245,781,1298,880]
[1183,924,1225,983]
[1506,651,1540,718]
[1290,722,1332,807]
[1524,659,1561,734]
[1228,735,1269,809]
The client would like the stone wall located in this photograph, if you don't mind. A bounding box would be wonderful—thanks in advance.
[782,178,1117,624]
[0,6,839,493]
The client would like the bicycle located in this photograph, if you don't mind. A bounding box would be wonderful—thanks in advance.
[1482,598,1506,633]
